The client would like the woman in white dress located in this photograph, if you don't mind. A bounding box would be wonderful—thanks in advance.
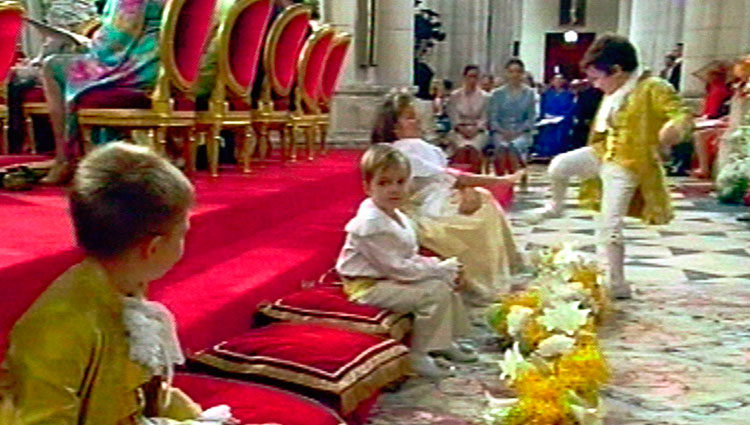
[371,90,525,302]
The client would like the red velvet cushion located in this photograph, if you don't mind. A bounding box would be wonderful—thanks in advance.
[321,41,351,102]
[21,87,46,103]
[260,286,410,340]
[273,14,310,92]
[191,322,409,414]
[174,0,217,85]
[0,7,23,84]
[229,0,273,90]
[173,373,346,425]
[76,87,151,109]
[302,32,333,104]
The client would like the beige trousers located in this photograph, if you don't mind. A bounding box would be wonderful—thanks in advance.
[358,280,470,353]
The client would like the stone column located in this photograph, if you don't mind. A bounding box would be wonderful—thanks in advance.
[323,0,414,148]
[375,0,415,86]
[617,0,632,36]
[682,0,747,96]
[487,0,516,76]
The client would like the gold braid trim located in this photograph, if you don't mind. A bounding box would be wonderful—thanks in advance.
[259,304,412,341]
[192,344,410,414]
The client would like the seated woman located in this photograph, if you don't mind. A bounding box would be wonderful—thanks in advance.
[690,62,732,178]
[371,90,525,303]
[535,74,575,158]
[446,65,489,173]
[40,0,167,184]
[715,56,750,176]
[488,59,535,182]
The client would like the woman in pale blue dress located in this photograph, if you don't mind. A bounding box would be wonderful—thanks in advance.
[487,59,536,176]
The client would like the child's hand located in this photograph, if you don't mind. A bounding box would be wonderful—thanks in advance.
[505,169,525,185]
[437,257,461,282]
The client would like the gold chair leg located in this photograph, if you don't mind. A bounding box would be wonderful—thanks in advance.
[307,125,317,161]
[258,125,269,162]
[241,126,257,173]
[80,125,95,154]
[154,127,168,156]
[0,118,8,155]
[319,123,327,155]
[291,125,302,162]
[184,128,198,174]
[23,115,37,154]
[207,125,221,177]
[280,125,291,162]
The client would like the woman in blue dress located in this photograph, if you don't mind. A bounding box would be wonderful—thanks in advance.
[535,74,575,157]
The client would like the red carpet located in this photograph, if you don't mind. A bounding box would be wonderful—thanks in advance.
[0,151,364,358]
[0,149,515,357]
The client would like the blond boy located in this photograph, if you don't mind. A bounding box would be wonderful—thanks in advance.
[336,144,475,379]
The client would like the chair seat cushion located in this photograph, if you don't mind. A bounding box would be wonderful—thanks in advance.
[260,286,411,340]
[190,322,410,415]
[21,86,45,103]
[77,87,152,109]
[172,373,346,425]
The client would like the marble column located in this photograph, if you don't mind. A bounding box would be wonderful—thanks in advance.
[682,0,747,96]
[617,0,632,36]
[323,0,414,148]
[629,0,684,74]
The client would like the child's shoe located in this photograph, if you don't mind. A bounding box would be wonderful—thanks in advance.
[410,353,450,379]
[433,343,478,363]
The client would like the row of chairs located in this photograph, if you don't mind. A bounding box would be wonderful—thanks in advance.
[0,0,351,176]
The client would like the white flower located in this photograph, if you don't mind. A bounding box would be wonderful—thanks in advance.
[506,305,534,337]
[536,334,576,358]
[536,300,590,336]
[498,342,532,381]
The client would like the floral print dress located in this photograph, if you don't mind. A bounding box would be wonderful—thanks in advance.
[47,0,164,158]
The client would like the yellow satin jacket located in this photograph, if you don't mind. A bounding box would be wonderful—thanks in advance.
[0,258,201,425]
[581,76,693,224]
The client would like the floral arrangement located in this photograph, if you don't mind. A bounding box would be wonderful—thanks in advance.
[483,245,610,425]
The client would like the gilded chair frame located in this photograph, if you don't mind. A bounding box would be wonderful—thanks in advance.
[253,4,311,161]
[0,1,25,155]
[77,0,215,156]
[195,0,273,176]
[316,32,351,155]
[289,25,335,161]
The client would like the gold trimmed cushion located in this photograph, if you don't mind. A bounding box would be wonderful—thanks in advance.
[190,322,410,414]
[259,286,411,340]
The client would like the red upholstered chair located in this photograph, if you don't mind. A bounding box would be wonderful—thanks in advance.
[194,0,273,176]
[0,2,24,155]
[77,0,217,156]
[316,32,351,154]
[288,25,334,161]
[19,87,46,154]
[252,4,311,161]
[173,373,347,425]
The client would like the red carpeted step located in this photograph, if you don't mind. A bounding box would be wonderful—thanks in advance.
[152,193,361,353]
[0,151,365,360]
[0,155,53,169]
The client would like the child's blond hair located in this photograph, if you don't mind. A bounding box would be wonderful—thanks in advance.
[69,142,195,258]
[360,143,411,184]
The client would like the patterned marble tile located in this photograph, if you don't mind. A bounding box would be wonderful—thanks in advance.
[371,169,750,425]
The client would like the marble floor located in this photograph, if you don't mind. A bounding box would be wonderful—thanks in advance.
[369,166,750,425]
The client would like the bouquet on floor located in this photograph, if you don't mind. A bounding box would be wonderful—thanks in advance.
[483,244,610,425]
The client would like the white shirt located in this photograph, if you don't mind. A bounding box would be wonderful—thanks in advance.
[392,138,458,218]
[593,72,640,133]
[336,198,449,282]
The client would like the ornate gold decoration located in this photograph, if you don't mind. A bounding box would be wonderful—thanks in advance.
[76,0,213,164]
[253,4,312,162]
[289,25,334,161]
[195,0,273,176]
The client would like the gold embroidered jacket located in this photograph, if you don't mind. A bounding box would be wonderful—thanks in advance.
[1,258,201,425]
[581,76,693,224]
